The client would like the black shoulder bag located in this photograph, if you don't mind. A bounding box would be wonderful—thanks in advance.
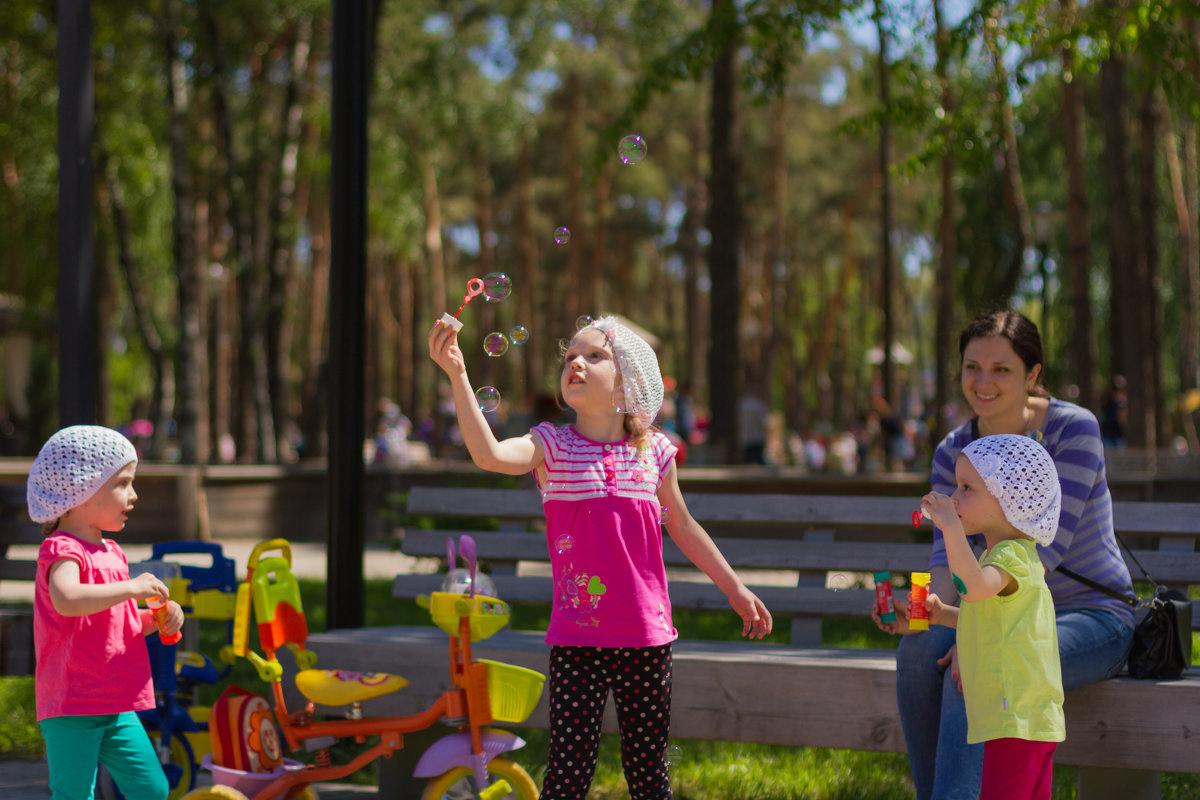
[1057,537,1193,680]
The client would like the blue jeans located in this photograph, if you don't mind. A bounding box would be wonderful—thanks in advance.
[895,608,1132,800]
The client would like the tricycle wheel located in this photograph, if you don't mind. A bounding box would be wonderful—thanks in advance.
[181,786,250,800]
[420,757,537,800]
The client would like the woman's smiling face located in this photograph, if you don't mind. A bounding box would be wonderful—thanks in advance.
[961,335,1039,422]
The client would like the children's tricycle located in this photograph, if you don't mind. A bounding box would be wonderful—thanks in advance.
[182,537,543,800]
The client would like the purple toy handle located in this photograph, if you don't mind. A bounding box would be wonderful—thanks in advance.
[460,535,477,598]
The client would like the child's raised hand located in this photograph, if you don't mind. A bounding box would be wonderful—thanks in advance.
[428,320,466,377]
[919,492,958,533]
[729,586,773,639]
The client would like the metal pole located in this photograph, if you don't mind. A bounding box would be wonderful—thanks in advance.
[57,0,96,426]
[327,0,370,629]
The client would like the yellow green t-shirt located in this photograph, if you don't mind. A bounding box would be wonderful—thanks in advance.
[958,538,1065,744]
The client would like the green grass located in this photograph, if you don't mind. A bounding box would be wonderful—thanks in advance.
[4,579,1200,799]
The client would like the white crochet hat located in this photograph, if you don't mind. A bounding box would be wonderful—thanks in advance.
[962,434,1061,546]
[583,316,664,426]
[27,425,139,524]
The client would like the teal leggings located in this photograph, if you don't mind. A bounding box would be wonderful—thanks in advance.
[40,712,168,800]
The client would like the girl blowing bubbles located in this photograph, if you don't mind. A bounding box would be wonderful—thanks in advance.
[917,434,1064,800]
[27,425,183,800]
[430,316,771,800]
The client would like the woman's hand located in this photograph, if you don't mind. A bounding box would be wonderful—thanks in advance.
[937,644,962,692]
[428,321,466,377]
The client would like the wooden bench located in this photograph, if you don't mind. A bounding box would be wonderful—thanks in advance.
[303,485,1200,800]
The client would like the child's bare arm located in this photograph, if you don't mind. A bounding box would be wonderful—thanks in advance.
[658,462,772,639]
[428,321,544,475]
[48,559,168,617]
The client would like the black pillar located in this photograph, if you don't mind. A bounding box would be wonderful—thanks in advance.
[57,0,96,426]
[326,0,370,629]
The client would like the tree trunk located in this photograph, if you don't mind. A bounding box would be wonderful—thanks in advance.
[420,154,445,441]
[163,0,197,462]
[763,89,788,402]
[515,139,541,406]
[931,0,957,443]
[983,4,1034,306]
[874,0,897,421]
[682,108,707,404]
[1137,88,1162,447]
[707,0,742,464]
[266,15,312,462]
[1060,11,1098,414]
[98,148,170,458]
[564,73,586,333]
[1099,51,1145,444]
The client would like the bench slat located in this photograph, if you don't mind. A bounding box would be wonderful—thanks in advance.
[0,559,37,581]
[394,573,878,618]
[405,487,1200,537]
[402,527,1200,584]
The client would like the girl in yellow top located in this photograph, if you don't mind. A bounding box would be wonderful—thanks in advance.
[919,434,1064,800]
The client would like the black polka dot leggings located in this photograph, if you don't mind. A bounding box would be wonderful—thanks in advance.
[538,644,673,800]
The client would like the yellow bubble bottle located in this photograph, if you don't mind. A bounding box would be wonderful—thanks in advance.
[909,572,930,630]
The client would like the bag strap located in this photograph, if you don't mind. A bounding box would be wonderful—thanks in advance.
[1055,564,1138,607]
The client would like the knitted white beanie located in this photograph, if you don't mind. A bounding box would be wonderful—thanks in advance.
[27,426,139,523]
[583,316,664,426]
[962,433,1061,546]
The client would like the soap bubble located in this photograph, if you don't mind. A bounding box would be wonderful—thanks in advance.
[554,226,571,245]
[508,325,529,345]
[483,332,511,357]
[618,134,647,165]
[665,743,682,767]
[554,534,575,554]
[440,567,497,598]
[575,315,593,331]
[828,573,853,591]
[475,386,501,412]
[660,506,672,525]
[482,272,512,301]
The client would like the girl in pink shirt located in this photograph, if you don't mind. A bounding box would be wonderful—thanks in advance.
[430,315,772,799]
[27,425,184,800]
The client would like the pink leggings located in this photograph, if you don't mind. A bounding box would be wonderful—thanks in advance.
[980,738,1058,800]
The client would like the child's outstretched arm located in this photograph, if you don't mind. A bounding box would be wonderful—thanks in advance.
[428,320,544,475]
[658,461,773,639]
[47,559,171,618]
[919,492,1011,602]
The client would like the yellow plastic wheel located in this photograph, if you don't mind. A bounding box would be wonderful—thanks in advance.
[181,786,250,800]
[148,728,197,800]
[420,757,538,800]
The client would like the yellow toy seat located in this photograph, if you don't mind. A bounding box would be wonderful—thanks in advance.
[294,669,409,706]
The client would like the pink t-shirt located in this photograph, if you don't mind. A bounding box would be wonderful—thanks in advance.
[531,423,679,648]
[34,533,154,720]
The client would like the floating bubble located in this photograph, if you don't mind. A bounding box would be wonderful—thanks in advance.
[828,573,852,591]
[618,134,647,165]
[575,315,593,331]
[509,325,529,345]
[554,534,575,554]
[554,226,571,245]
[475,386,501,412]
[482,271,512,302]
[483,332,511,357]
[665,743,682,767]
[660,506,672,525]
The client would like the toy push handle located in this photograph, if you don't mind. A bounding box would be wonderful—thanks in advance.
[146,596,182,644]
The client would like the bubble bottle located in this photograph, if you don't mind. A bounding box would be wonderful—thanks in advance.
[908,572,930,631]
[873,571,897,624]
[146,596,181,645]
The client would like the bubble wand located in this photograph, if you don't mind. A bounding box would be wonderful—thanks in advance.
[439,277,485,333]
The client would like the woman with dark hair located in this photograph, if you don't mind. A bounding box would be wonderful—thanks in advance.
[875,310,1134,800]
